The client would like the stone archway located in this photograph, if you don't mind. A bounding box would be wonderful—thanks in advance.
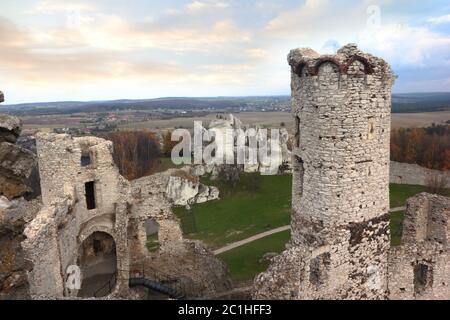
[77,231,117,297]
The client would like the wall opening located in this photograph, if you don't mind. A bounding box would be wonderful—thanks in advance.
[414,263,433,294]
[81,154,91,166]
[78,232,117,298]
[309,252,331,288]
[145,218,160,253]
[295,116,300,148]
[294,156,305,198]
[85,181,96,210]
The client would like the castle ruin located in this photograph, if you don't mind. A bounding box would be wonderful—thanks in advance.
[389,193,450,299]
[21,132,231,299]
[1,43,449,300]
[254,44,395,299]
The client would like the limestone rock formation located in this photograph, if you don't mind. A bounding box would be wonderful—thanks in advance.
[165,169,219,206]
[0,114,22,144]
[0,90,39,299]
[0,94,37,200]
[0,142,36,199]
[0,195,40,300]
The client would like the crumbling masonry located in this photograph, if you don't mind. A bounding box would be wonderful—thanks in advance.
[389,193,450,300]
[22,133,231,299]
[253,44,450,300]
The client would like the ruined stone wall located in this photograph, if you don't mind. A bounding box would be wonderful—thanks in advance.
[129,171,185,258]
[128,170,232,298]
[254,44,396,300]
[390,161,450,188]
[26,133,131,298]
[388,193,450,300]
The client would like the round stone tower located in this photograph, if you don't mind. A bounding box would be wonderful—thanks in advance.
[253,44,396,300]
[291,44,396,298]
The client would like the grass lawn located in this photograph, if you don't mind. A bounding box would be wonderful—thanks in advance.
[158,157,184,172]
[173,173,292,249]
[390,211,405,246]
[173,173,442,249]
[146,233,160,252]
[180,175,445,282]
[389,184,428,208]
[218,230,291,282]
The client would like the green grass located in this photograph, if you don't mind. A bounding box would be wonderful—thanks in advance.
[146,234,160,252]
[390,211,405,246]
[158,157,184,172]
[217,211,406,282]
[173,173,292,249]
[389,184,428,208]
[218,230,291,282]
[174,173,442,250]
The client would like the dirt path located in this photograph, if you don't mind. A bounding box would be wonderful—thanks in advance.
[214,226,290,255]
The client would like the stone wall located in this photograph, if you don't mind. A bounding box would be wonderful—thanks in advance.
[254,44,396,300]
[128,169,232,298]
[25,132,231,299]
[27,133,131,299]
[388,193,450,300]
[390,161,450,188]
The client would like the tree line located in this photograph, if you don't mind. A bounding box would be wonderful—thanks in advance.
[101,124,449,181]
[390,124,449,171]
[102,131,161,180]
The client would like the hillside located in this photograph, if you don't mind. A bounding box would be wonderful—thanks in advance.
[2,93,450,116]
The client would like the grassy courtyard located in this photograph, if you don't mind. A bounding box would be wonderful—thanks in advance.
[220,209,408,282]
[173,173,292,249]
[390,211,405,246]
[217,230,291,282]
[170,173,442,282]
[173,173,432,249]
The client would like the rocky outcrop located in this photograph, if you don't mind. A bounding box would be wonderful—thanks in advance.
[0,95,37,200]
[0,90,39,300]
[0,114,22,144]
[0,142,36,199]
[0,196,40,299]
[165,169,219,206]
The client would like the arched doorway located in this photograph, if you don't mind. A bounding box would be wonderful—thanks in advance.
[77,231,117,297]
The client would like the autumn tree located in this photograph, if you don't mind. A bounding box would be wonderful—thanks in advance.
[162,130,182,157]
[102,131,161,180]
[390,124,449,170]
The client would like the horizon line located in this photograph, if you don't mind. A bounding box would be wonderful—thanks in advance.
[3,91,450,107]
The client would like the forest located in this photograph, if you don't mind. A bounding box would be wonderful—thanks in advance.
[390,124,450,170]
[102,131,161,180]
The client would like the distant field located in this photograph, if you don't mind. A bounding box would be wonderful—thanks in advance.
[120,111,450,130]
[391,111,450,128]
[21,110,449,131]
[118,112,293,130]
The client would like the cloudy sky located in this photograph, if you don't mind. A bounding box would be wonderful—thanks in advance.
[1,0,450,104]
